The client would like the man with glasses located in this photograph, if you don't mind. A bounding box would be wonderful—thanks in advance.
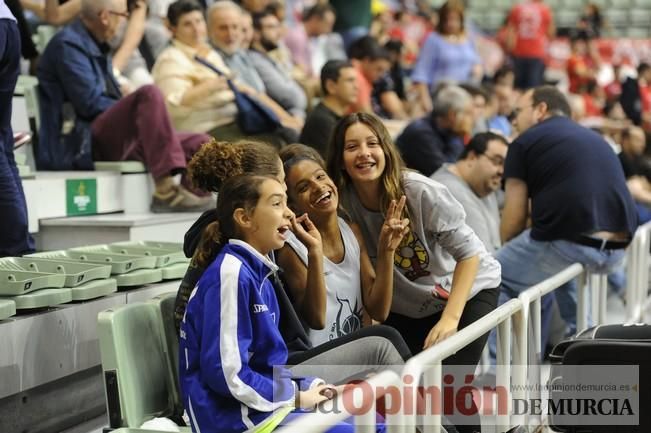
[432,132,508,253]
[36,0,215,212]
[495,86,638,355]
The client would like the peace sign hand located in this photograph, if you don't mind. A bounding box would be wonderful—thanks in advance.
[378,195,410,254]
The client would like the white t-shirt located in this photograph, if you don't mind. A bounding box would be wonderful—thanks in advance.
[284,217,364,345]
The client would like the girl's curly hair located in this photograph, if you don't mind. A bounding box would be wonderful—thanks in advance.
[188,138,281,193]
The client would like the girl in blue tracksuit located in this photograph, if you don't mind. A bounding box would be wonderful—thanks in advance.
[179,174,385,433]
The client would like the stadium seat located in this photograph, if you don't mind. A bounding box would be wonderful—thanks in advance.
[147,292,183,420]
[34,25,58,54]
[609,0,632,8]
[604,9,629,26]
[627,27,649,38]
[97,302,189,431]
[563,0,584,11]
[629,9,651,26]
[556,10,581,28]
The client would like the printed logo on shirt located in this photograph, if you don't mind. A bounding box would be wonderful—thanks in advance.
[329,295,363,341]
[253,304,269,313]
[394,230,431,281]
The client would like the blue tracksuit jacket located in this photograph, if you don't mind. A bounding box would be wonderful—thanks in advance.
[179,239,321,433]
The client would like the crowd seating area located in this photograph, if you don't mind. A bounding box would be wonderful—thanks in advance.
[4,0,651,432]
[467,0,651,36]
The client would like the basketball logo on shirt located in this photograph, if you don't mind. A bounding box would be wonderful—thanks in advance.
[394,230,430,281]
[329,295,363,340]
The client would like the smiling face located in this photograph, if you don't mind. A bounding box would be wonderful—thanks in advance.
[209,6,242,54]
[469,138,507,197]
[342,122,386,187]
[286,159,338,218]
[241,178,294,255]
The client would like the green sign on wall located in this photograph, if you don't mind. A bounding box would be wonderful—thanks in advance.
[66,179,97,216]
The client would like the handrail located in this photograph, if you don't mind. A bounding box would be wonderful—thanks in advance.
[514,263,585,428]
[274,370,404,433]
[626,221,651,322]
[400,299,522,433]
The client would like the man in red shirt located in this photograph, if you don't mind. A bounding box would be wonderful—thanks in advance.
[506,0,555,89]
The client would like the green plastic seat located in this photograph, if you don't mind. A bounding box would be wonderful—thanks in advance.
[0,299,16,320]
[0,257,111,287]
[115,269,163,287]
[0,259,66,296]
[8,288,72,309]
[113,241,184,250]
[160,262,189,280]
[147,292,183,420]
[70,278,117,301]
[101,245,187,268]
[31,250,157,274]
[98,302,188,431]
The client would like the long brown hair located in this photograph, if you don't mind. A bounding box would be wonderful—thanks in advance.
[326,112,407,220]
[194,175,274,267]
[188,138,281,193]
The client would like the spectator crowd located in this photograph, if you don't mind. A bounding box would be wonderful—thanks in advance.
[3,0,651,432]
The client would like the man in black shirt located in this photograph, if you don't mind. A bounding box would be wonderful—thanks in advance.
[299,60,358,157]
[494,86,637,353]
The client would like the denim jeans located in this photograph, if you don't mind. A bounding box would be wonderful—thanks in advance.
[0,18,35,257]
[488,229,626,363]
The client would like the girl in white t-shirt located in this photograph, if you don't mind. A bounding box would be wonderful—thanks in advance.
[276,144,409,346]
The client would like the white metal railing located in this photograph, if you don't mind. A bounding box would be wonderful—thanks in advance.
[275,233,651,433]
[400,299,523,433]
[514,263,585,428]
[275,370,404,433]
[626,221,651,322]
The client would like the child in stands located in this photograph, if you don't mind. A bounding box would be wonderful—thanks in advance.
[277,144,409,345]
[327,113,501,433]
[179,174,386,433]
[175,139,410,385]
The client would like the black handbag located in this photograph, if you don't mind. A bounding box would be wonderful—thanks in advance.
[195,55,281,135]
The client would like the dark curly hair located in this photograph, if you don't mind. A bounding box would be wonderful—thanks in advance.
[188,138,281,193]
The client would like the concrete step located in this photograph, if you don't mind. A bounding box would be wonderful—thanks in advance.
[37,212,204,251]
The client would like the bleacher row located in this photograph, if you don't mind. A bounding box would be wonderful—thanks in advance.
[98,223,651,433]
[0,241,190,321]
[464,0,651,36]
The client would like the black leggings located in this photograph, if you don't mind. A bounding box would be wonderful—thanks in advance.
[384,287,500,433]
